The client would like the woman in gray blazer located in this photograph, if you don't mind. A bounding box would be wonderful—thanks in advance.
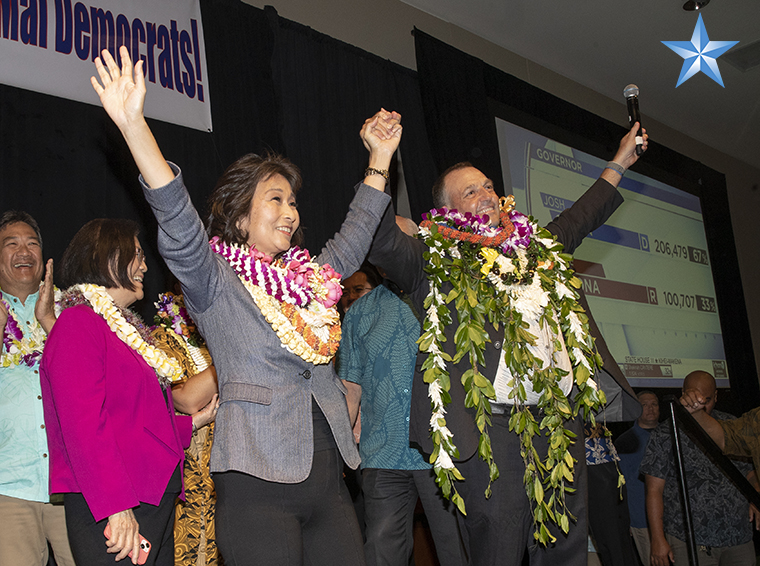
[91,46,401,566]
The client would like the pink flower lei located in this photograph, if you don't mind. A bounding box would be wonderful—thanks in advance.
[209,237,342,309]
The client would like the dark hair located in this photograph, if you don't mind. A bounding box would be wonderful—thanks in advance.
[356,261,383,289]
[431,162,474,208]
[206,153,304,248]
[58,219,141,290]
[0,211,43,248]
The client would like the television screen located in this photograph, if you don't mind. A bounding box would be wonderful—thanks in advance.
[496,118,727,387]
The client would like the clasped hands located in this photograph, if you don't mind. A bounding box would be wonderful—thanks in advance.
[361,108,402,163]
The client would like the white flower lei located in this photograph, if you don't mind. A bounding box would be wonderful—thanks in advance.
[244,280,340,365]
[418,205,606,545]
[73,284,184,384]
[209,238,343,365]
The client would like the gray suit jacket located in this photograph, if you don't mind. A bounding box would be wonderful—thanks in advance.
[142,167,390,482]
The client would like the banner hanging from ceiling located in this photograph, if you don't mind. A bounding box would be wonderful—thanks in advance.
[0,0,212,131]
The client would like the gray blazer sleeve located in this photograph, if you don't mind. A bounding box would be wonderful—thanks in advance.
[315,182,391,278]
[141,164,222,315]
[142,168,391,314]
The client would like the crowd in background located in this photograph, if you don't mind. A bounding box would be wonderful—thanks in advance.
[2,44,760,566]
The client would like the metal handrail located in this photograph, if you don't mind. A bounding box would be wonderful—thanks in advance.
[663,396,760,566]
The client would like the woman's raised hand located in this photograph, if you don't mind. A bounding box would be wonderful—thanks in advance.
[360,109,402,164]
[90,45,174,189]
[360,109,402,191]
[91,45,146,133]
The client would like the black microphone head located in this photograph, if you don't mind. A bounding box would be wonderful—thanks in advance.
[623,84,639,99]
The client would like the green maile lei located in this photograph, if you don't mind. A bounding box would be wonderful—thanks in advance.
[417,198,607,544]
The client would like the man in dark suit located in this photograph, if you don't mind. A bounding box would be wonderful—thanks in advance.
[369,123,646,566]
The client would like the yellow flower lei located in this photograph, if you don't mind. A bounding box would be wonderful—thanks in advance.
[75,284,184,383]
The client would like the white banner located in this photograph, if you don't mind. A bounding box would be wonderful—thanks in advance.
[0,0,212,131]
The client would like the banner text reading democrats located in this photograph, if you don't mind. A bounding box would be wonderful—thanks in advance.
[1,0,205,101]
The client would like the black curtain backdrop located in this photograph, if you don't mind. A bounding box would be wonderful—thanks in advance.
[413,29,759,409]
[265,7,437,244]
[0,0,435,319]
[413,29,503,197]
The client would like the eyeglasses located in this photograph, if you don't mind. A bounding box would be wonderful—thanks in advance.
[136,248,146,263]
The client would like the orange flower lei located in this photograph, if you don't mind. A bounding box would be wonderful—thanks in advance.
[209,238,343,365]
[281,302,342,359]
[243,281,341,365]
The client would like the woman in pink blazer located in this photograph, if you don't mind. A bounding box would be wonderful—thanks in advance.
[41,219,217,566]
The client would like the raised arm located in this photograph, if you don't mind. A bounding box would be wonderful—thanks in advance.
[91,46,174,189]
[367,206,427,299]
[92,46,222,313]
[599,122,648,188]
[546,123,648,254]
[315,110,400,276]
[360,109,402,192]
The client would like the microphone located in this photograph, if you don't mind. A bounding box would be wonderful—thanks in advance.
[623,84,644,156]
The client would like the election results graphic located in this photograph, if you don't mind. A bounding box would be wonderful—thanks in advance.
[496,118,727,387]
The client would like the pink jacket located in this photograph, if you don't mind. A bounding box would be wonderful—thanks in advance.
[41,305,192,522]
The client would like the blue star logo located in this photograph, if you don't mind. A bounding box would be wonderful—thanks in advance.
[662,14,738,87]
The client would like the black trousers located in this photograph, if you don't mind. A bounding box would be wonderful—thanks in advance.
[214,445,365,566]
[587,461,639,566]
[455,412,588,566]
[64,465,181,566]
[362,467,467,566]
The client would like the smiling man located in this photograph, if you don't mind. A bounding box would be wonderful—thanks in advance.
[0,211,73,566]
[369,124,646,566]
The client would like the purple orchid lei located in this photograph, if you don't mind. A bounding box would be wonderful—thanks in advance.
[503,210,534,254]
[426,207,536,254]
[209,237,342,309]
[1,297,43,367]
[154,292,204,348]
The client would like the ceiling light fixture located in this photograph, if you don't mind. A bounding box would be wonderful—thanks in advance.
[683,0,710,11]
